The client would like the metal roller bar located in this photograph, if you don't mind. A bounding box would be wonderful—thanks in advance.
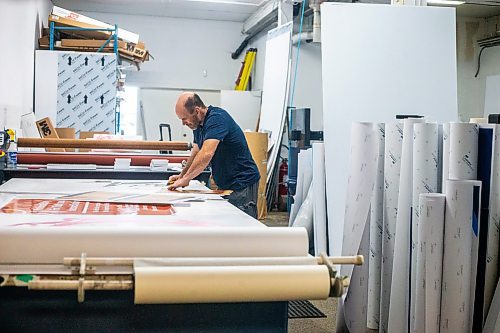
[17,138,192,151]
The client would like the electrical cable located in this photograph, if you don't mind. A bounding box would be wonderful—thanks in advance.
[475,44,496,78]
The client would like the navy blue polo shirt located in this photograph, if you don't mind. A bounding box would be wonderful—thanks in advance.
[193,106,260,190]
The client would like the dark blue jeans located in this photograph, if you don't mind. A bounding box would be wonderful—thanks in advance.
[227,181,259,219]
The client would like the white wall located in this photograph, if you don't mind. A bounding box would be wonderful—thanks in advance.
[0,0,53,127]
[79,11,244,91]
[248,28,323,131]
[457,16,500,121]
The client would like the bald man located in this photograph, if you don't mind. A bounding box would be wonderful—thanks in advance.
[168,93,260,218]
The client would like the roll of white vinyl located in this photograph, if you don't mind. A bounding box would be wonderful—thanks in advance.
[413,193,446,333]
[368,123,385,330]
[337,122,378,333]
[312,142,328,255]
[388,117,424,333]
[379,122,403,333]
[484,125,500,318]
[441,180,481,333]
[293,183,314,247]
[470,118,488,124]
[0,227,309,264]
[442,123,450,192]
[134,265,331,304]
[484,279,500,333]
[290,149,312,226]
[448,122,479,180]
[410,122,439,331]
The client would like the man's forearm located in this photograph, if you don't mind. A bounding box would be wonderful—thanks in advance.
[180,146,199,177]
[182,150,213,181]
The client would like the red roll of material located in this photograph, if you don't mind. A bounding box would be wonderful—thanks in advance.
[17,153,188,166]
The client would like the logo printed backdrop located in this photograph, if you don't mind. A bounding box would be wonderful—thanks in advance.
[56,53,117,136]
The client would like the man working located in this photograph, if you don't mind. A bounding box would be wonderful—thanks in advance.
[168,92,260,218]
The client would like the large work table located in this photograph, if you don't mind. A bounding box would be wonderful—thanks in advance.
[0,178,311,332]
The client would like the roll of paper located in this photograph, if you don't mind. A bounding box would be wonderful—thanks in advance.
[442,123,450,192]
[367,123,385,330]
[312,142,328,255]
[448,122,479,180]
[290,149,313,226]
[0,227,309,264]
[410,122,440,331]
[413,193,446,333]
[293,183,314,250]
[379,122,403,333]
[134,256,319,267]
[481,125,500,323]
[389,117,424,333]
[134,265,331,304]
[337,122,378,333]
[441,180,481,333]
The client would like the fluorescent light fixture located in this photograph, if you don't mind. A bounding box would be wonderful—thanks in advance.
[426,0,465,5]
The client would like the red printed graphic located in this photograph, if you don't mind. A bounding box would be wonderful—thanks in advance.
[0,199,175,216]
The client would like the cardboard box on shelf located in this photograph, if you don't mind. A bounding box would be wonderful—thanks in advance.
[51,6,139,44]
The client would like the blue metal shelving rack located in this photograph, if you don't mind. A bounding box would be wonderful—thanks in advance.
[49,21,121,134]
[49,22,119,56]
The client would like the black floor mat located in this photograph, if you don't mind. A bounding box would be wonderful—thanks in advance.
[288,300,327,319]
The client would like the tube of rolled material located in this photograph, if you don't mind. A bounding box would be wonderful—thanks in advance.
[0,227,309,264]
[17,138,191,151]
[134,265,331,304]
[134,256,318,267]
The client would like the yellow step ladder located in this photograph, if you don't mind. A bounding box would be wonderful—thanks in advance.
[235,48,257,91]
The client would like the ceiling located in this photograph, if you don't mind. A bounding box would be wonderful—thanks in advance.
[52,0,266,22]
[456,3,500,17]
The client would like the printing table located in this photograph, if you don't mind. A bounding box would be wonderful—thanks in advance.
[0,178,293,332]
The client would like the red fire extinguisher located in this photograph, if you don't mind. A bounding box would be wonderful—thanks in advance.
[278,158,288,211]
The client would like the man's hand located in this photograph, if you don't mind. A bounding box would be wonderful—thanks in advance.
[168,174,181,185]
[168,177,190,190]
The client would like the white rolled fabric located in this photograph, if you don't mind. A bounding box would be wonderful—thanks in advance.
[134,256,319,267]
[484,125,500,318]
[312,142,328,255]
[442,123,450,192]
[337,122,378,333]
[134,265,331,304]
[441,180,482,333]
[412,193,446,333]
[448,122,479,180]
[0,227,310,264]
[389,117,424,333]
[293,183,314,248]
[410,122,440,332]
[368,123,385,330]
[289,149,313,226]
[379,122,403,333]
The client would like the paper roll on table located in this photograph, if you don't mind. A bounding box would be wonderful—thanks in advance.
[134,265,332,304]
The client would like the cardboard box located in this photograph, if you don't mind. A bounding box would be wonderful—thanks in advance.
[55,128,76,152]
[79,131,110,152]
[61,39,126,49]
[244,132,268,220]
[35,117,65,152]
[51,6,139,44]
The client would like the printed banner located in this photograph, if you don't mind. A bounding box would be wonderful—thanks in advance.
[0,199,175,216]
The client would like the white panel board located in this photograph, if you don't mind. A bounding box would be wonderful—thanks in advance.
[140,89,220,142]
[34,50,58,122]
[220,90,261,132]
[321,3,458,258]
[484,75,500,117]
[258,22,292,180]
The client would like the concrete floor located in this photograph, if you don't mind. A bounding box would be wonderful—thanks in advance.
[261,211,338,333]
